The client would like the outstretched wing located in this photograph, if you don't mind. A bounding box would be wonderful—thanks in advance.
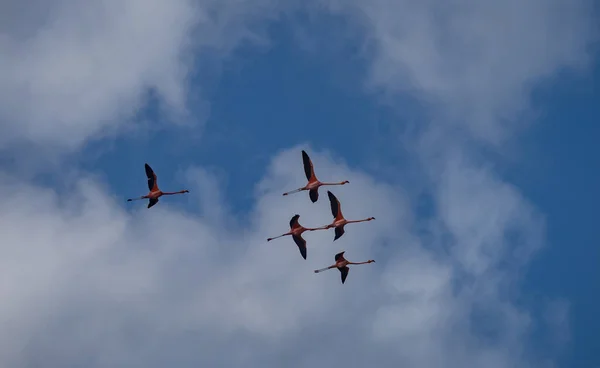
[327,191,343,220]
[334,251,346,262]
[302,150,317,182]
[145,163,158,192]
[148,197,159,208]
[333,226,345,241]
[292,234,307,260]
[289,214,301,229]
[339,266,349,284]
[309,188,319,203]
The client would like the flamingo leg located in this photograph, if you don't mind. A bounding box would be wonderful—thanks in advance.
[282,187,306,196]
[314,265,336,273]
[127,196,147,201]
[267,232,291,241]
[311,221,335,230]
[304,225,329,231]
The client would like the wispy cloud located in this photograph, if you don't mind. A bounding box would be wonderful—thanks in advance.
[0,0,282,153]
[0,147,557,367]
[0,0,597,367]
[319,0,597,144]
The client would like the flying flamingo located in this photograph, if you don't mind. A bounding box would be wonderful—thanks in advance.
[320,191,375,241]
[282,150,349,203]
[126,163,189,208]
[267,214,327,259]
[314,251,375,284]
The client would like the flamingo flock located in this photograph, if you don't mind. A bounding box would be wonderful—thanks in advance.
[127,151,375,284]
[271,150,376,284]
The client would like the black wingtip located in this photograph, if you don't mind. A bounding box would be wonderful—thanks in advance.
[299,246,307,260]
[333,229,343,241]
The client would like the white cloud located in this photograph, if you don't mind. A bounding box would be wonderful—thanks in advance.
[0,0,281,152]
[2,0,594,151]
[294,3,596,365]
[0,0,594,366]
[0,148,564,367]
[436,149,545,276]
[319,0,597,144]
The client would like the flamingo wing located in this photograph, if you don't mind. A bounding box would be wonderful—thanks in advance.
[334,251,346,262]
[289,214,301,229]
[302,150,316,182]
[309,188,319,203]
[339,266,349,284]
[292,234,307,260]
[327,191,343,220]
[148,197,159,208]
[145,163,159,191]
[333,226,345,241]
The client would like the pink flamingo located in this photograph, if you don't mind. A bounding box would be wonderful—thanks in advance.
[267,214,327,259]
[127,163,189,208]
[282,150,349,203]
[319,191,375,241]
[314,251,375,284]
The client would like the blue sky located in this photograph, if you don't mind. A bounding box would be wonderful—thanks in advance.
[0,1,598,367]
[518,64,600,366]
[84,17,599,366]
[82,20,394,206]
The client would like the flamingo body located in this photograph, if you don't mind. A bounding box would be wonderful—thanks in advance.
[126,163,189,208]
[282,150,349,203]
[314,251,375,284]
[267,214,327,260]
[316,191,375,241]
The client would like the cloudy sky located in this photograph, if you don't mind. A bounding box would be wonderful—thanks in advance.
[0,0,598,367]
